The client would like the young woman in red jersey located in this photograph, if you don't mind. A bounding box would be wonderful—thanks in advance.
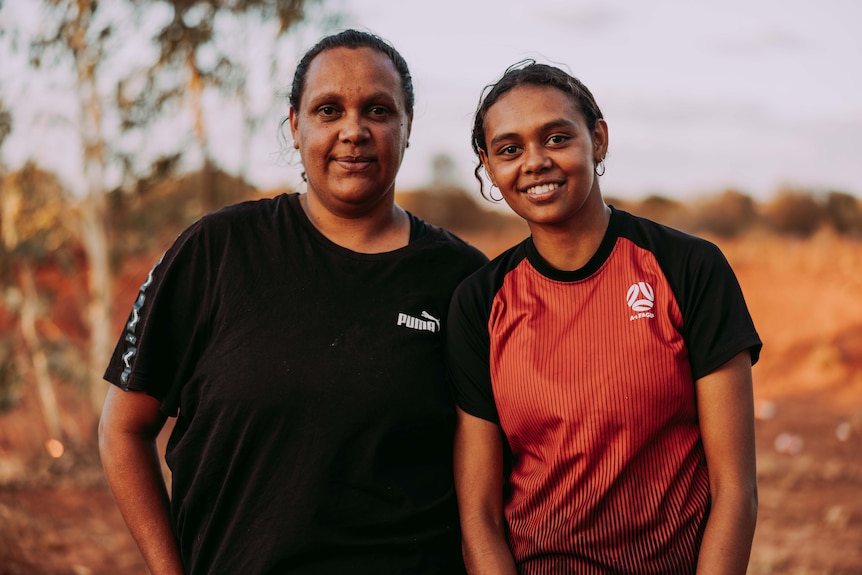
[447,61,762,575]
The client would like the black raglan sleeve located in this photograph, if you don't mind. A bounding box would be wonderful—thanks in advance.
[446,268,501,424]
[658,232,762,381]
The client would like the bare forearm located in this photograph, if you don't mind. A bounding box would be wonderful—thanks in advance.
[696,487,757,575]
[100,432,184,575]
[462,518,518,575]
[695,352,758,575]
[454,409,518,575]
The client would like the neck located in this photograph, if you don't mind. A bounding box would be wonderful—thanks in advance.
[299,192,410,253]
[530,202,611,272]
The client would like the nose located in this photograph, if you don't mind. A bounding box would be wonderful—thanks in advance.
[523,143,551,173]
[339,111,370,143]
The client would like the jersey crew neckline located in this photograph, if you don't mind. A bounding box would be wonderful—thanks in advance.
[522,207,620,282]
[286,192,431,261]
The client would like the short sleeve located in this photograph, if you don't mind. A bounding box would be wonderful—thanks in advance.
[446,274,500,424]
[103,219,214,415]
[675,241,762,380]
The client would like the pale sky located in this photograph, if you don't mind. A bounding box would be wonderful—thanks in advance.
[2,0,861,201]
[334,0,862,200]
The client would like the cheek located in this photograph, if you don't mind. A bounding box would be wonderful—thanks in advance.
[381,128,409,162]
[297,128,330,159]
[490,162,518,188]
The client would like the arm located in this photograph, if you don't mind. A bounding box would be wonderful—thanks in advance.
[454,407,518,575]
[98,385,184,575]
[695,351,758,575]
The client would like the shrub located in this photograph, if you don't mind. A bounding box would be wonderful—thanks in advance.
[762,188,824,237]
[691,189,758,238]
[0,337,21,413]
[628,195,694,231]
[823,191,862,236]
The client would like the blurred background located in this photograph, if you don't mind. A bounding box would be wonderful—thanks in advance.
[0,1,860,573]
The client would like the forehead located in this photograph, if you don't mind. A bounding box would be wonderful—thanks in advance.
[485,84,583,134]
[301,46,404,108]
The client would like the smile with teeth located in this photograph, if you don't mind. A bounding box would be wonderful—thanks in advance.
[526,183,559,195]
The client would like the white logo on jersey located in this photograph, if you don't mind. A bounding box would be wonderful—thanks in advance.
[627,281,656,320]
[397,311,441,333]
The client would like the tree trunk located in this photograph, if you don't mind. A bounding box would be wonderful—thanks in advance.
[80,173,112,416]
[17,265,63,442]
[70,0,113,418]
[186,50,216,210]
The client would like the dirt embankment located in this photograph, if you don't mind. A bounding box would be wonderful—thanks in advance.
[1,231,861,575]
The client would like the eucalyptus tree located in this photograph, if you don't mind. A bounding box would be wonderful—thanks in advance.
[27,0,127,417]
[0,98,75,448]
[12,0,324,420]
[121,0,319,207]
[0,162,79,446]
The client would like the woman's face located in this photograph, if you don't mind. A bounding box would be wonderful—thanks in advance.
[290,46,412,217]
[480,84,607,230]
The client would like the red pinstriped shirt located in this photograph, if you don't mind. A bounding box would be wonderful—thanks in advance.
[448,207,761,574]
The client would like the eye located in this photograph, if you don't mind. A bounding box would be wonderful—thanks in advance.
[547,134,570,146]
[500,145,520,156]
[369,106,391,117]
[317,105,338,117]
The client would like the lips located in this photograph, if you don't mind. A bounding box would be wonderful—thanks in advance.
[334,156,375,172]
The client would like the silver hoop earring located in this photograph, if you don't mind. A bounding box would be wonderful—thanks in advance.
[490,185,504,202]
[595,159,606,177]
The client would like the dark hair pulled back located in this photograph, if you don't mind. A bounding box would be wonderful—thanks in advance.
[471,60,604,200]
[289,29,414,115]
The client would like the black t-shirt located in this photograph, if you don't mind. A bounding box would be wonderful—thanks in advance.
[104,193,487,575]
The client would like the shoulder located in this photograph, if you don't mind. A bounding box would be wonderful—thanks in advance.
[197,194,288,230]
[611,206,727,268]
[452,239,529,305]
[408,213,489,270]
[613,207,717,251]
[174,194,292,248]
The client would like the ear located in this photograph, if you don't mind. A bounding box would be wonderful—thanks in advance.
[593,118,609,161]
[289,106,300,149]
[478,149,496,187]
[404,112,413,149]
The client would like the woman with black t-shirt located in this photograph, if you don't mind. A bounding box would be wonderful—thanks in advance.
[98,30,486,575]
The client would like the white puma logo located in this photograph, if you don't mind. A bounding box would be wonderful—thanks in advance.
[397,311,441,332]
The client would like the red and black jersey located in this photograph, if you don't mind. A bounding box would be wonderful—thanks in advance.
[447,206,761,574]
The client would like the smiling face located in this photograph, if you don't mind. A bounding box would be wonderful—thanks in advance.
[289,46,412,218]
[480,84,608,231]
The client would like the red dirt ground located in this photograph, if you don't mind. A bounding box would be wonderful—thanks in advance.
[1,230,861,575]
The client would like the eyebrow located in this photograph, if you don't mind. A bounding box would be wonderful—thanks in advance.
[305,91,399,108]
[489,118,577,147]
